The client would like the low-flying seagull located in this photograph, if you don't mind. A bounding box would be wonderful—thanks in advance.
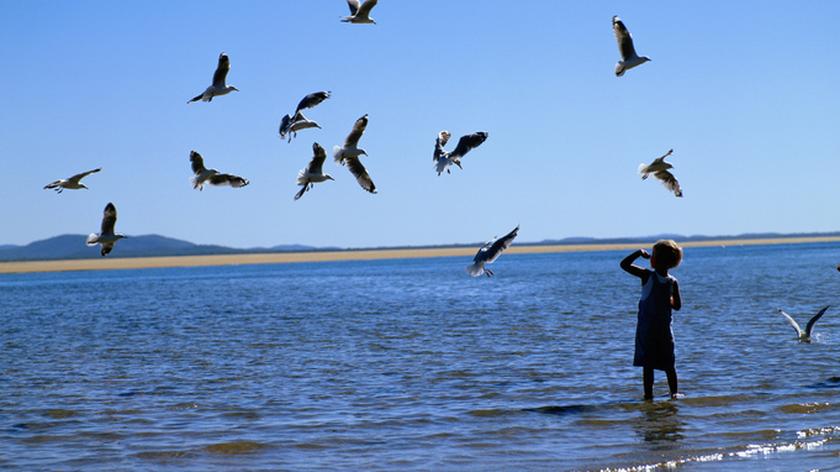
[187,52,239,103]
[434,131,488,175]
[294,143,334,200]
[341,0,378,24]
[613,16,651,77]
[294,91,331,115]
[334,114,369,164]
[778,306,830,342]
[86,202,126,257]
[279,112,321,143]
[467,225,519,277]
[43,168,101,193]
[640,149,682,197]
[189,151,249,190]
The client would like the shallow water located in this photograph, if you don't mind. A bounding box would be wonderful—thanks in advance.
[1,243,838,470]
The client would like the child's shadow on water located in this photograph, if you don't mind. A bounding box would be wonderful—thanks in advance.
[634,401,685,444]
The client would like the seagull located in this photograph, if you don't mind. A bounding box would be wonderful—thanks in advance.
[294,91,331,115]
[189,150,249,190]
[613,16,651,77]
[187,52,239,103]
[280,112,321,143]
[341,0,378,24]
[467,225,519,277]
[86,202,126,257]
[43,168,101,193]
[334,114,369,164]
[778,306,830,342]
[434,131,488,175]
[640,149,682,197]
[639,149,674,180]
[294,143,334,200]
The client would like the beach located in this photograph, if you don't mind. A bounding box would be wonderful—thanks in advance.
[1,235,838,274]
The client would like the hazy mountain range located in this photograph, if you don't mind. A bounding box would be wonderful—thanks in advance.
[1,231,838,262]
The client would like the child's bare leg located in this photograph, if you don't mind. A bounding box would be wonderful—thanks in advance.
[643,367,654,400]
[665,367,678,397]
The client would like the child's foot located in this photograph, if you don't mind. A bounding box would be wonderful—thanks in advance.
[670,392,685,400]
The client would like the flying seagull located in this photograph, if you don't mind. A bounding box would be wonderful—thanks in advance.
[189,151,249,190]
[294,91,331,115]
[86,202,126,256]
[187,52,239,103]
[778,306,830,342]
[434,130,488,175]
[294,143,334,200]
[613,16,651,77]
[334,114,369,164]
[279,112,321,143]
[640,149,682,197]
[467,225,519,277]
[43,168,101,193]
[341,0,378,24]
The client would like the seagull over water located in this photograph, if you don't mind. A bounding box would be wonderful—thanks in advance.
[640,149,682,197]
[187,52,239,103]
[434,131,488,176]
[467,225,519,277]
[341,0,378,24]
[778,306,830,342]
[613,16,651,77]
[334,115,376,194]
[295,143,334,200]
[86,202,126,256]
[189,151,249,190]
[43,168,101,193]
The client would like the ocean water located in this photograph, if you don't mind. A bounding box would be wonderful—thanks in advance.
[1,243,839,471]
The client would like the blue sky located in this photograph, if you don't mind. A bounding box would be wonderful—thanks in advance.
[1,1,838,248]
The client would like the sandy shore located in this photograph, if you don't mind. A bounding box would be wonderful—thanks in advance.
[1,236,838,275]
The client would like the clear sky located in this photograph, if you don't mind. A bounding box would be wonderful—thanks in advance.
[1,1,838,248]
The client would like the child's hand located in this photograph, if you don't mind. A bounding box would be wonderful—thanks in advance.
[640,249,651,259]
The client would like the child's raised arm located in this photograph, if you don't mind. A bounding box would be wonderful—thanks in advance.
[620,249,650,278]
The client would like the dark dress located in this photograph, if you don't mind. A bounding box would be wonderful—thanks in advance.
[633,269,676,370]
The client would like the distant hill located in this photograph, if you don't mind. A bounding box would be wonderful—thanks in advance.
[1,231,838,262]
[0,234,319,262]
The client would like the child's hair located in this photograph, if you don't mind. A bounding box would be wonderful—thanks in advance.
[653,240,683,269]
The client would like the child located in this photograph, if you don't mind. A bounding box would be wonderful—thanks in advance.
[620,240,683,400]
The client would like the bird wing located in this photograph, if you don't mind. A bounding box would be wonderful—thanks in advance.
[344,114,368,147]
[473,240,495,263]
[278,114,293,137]
[43,180,61,189]
[778,310,803,337]
[449,132,488,160]
[309,143,327,174]
[68,168,102,183]
[805,305,830,337]
[190,151,206,175]
[654,170,683,197]
[210,173,249,188]
[485,225,519,264]
[358,0,378,17]
[101,202,117,235]
[212,53,231,88]
[347,0,360,15]
[434,130,451,162]
[344,156,376,193]
[295,91,330,114]
[613,16,638,60]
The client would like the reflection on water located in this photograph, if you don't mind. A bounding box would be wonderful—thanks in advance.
[0,243,839,470]
[636,401,684,444]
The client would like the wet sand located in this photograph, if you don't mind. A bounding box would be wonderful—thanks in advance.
[1,236,838,274]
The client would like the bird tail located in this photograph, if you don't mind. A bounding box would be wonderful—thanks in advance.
[86,233,99,246]
[333,146,345,164]
[191,176,201,189]
[638,163,649,179]
[435,157,451,176]
[466,262,485,278]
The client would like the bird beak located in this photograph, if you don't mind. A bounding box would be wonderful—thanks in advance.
[327,176,335,181]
